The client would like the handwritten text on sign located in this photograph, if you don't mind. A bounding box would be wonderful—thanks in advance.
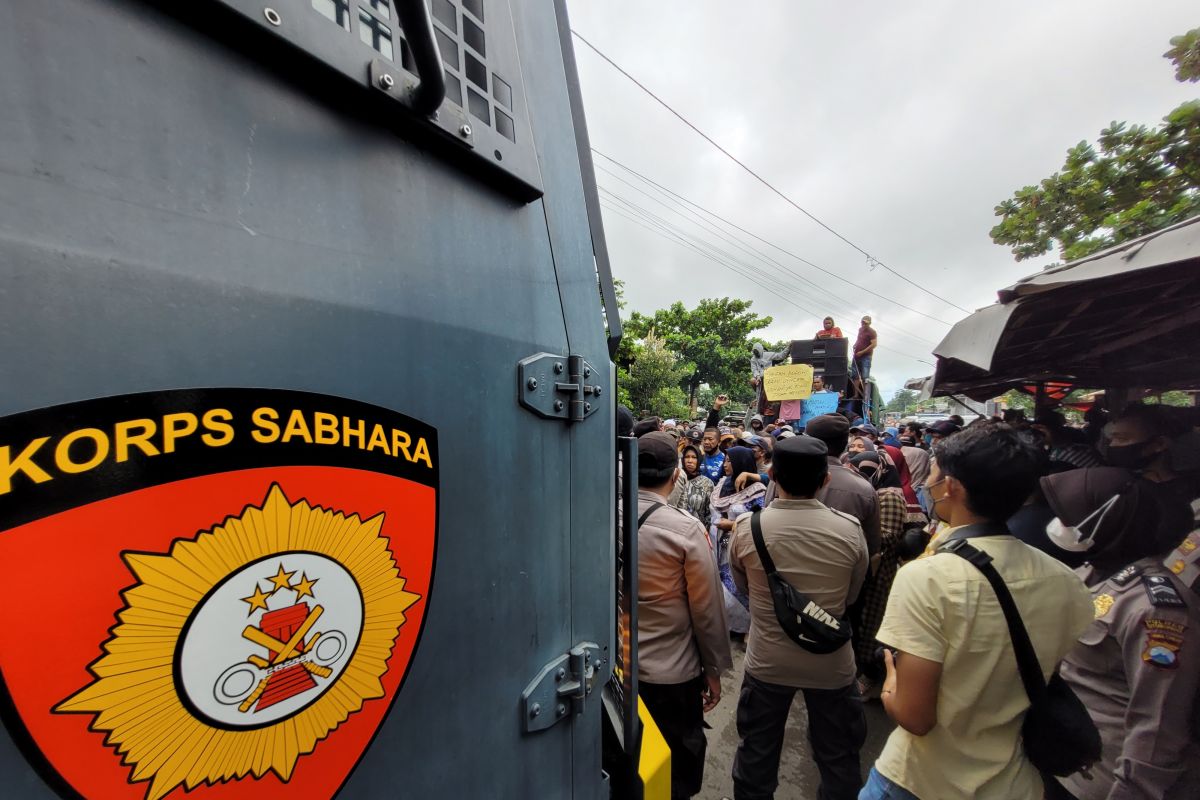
[763,364,815,401]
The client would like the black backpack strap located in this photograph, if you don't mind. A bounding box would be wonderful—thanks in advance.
[750,510,778,575]
[637,502,666,529]
[941,539,1047,704]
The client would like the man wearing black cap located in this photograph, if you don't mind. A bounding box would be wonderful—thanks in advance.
[729,435,870,800]
[786,414,881,558]
[636,432,733,799]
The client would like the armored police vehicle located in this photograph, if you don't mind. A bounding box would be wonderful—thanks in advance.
[0,1,662,797]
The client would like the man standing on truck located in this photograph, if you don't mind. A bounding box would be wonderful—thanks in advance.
[850,316,877,383]
[636,432,733,800]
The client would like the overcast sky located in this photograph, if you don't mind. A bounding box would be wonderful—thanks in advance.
[566,1,1198,402]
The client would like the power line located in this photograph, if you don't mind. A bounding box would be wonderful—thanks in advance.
[571,29,972,314]
[595,163,858,311]
[594,163,942,348]
[598,194,935,366]
[593,148,955,327]
[600,199,934,367]
[598,186,941,354]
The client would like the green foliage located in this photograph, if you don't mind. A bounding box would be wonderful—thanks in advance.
[991,31,1200,262]
[1167,28,1200,83]
[622,297,773,407]
[1000,389,1035,413]
[885,388,919,413]
[621,332,692,419]
[1145,390,1196,407]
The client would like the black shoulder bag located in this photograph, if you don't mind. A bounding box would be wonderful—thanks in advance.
[940,534,1101,777]
[750,510,852,655]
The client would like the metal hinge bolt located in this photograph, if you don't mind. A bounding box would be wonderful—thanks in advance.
[379,73,395,90]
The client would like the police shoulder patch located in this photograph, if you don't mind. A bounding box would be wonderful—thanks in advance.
[1142,619,1186,670]
[1111,563,1142,587]
[1143,574,1186,608]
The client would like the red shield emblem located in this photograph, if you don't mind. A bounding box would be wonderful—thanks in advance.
[0,390,437,800]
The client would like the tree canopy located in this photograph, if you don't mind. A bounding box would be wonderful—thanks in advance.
[620,297,773,411]
[990,31,1200,262]
[884,388,919,414]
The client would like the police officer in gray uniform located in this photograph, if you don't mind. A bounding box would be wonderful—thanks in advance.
[635,432,733,799]
[1039,467,1199,800]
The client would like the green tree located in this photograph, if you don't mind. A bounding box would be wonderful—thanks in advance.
[991,32,1200,262]
[623,298,773,408]
[620,332,691,418]
[1167,28,1200,83]
[885,388,919,414]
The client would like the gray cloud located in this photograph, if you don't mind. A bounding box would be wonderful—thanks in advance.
[568,0,1198,402]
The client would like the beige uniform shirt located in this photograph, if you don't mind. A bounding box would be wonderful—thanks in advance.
[875,534,1094,800]
[1059,557,1200,800]
[729,498,869,689]
[636,489,733,684]
[763,457,881,556]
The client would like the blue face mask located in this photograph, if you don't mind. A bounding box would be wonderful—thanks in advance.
[916,485,934,516]
[923,434,934,446]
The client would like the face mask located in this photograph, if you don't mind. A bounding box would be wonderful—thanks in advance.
[1045,492,1122,553]
[923,434,933,446]
[923,478,949,522]
[1104,442,1154,470]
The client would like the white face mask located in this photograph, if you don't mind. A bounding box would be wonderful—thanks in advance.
[1045,492,1122,553]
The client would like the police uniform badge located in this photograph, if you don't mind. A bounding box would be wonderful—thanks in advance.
[1143,574,1186,608]
[1142,619,1186,669]
[1093,593,1114,619]
[0,389,438,800]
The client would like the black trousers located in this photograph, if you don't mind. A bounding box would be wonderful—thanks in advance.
[639,675,707,799]
[732,672,866,800]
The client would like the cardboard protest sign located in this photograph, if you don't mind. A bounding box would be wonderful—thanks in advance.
[763,364,814,401]
[800,391,841,426]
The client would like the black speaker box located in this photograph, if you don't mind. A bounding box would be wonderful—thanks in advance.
[791,337,848,361]
[791,338,849,393]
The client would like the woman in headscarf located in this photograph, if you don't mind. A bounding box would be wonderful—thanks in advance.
[710,446,766,638]
[848,435,876,457]
[847,450,910,697]
[880,442,925,522]
[677,444,715,529]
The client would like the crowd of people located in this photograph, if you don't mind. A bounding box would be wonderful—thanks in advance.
[623,396,1200,800]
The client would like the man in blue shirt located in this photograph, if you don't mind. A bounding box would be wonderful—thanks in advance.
[701,427,726,483]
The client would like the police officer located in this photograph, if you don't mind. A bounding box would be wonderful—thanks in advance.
[635,432,733,800]
[729,435,869,800]
[1039,467,1199,800]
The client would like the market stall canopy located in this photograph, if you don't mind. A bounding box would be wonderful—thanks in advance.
[932,215,1200,401]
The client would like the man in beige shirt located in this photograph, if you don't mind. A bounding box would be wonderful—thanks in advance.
[730,435,869,800]
[863,423,1093,800]
[635,432,733,799]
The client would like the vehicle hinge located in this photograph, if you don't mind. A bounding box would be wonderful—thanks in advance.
[518,353,603,423]
[521,642,605,733]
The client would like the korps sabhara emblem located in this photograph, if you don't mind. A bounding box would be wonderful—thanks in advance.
[56,484,421,800]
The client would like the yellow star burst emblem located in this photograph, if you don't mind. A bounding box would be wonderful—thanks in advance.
[56,484,420,800]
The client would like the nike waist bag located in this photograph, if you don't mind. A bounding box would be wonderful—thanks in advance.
[750,510,852,654]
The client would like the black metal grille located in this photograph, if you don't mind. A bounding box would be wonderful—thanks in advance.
[311,0,515,143]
